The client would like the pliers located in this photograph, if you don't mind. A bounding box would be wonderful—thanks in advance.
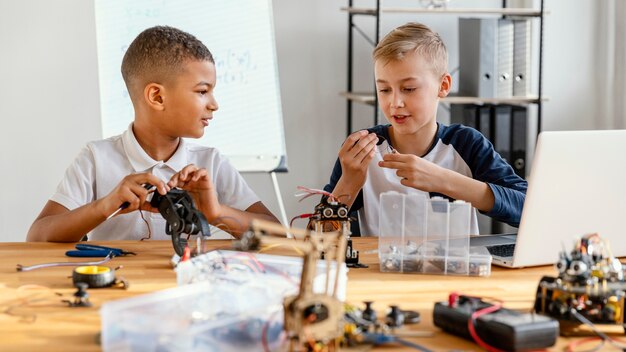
[65,244,137,258]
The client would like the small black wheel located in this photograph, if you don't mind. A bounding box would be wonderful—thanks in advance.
[534,275,557,313]
[73,266,115,288]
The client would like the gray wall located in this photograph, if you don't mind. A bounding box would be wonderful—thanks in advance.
[0,0,608,242]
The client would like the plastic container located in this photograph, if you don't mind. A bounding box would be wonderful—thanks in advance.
[378,192,491,277]
[101,251,348,351]
[101,282,284,352]
[175,250,347,300]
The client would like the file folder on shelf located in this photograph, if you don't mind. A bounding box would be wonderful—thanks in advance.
[459,18,514,99]
[478,105,492,140]
[450,104,478,129]
[449,104,491,140]
[511,106,528,177]
[493,105,512,163]
[497,20,514,98]
[449,104,526,178]
[513,19,532,97]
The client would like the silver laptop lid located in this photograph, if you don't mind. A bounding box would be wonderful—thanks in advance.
[512,129,626,267]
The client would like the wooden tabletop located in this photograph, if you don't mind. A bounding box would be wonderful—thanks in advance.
[0,238,614,351]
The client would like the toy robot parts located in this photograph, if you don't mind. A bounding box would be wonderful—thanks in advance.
[534,233,626,332]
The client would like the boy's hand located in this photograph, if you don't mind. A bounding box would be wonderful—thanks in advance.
[338,130,379,189]
[378,153,447,192]
[98,173,168,218]
[167,164,222,222]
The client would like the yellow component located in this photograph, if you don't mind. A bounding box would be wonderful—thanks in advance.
[344,303,357,313]
[591,269,603,278]
[344,323,357,335]
[75,266,111,275]
[606,296,622,321]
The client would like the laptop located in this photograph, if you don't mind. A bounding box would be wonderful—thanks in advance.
[470,129,626,268]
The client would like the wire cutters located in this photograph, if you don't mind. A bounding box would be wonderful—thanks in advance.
[65,244,137,258]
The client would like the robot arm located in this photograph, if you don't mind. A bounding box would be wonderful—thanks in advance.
[151,189,211,256]
[235,219,347,348]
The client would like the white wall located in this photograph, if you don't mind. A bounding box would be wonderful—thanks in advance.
[0,0,102,241]
[0,0,610,242]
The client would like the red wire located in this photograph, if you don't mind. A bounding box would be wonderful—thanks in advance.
[289,213,315,228]
[228,253,265,272]
[467,301,506,352]
[261,318,271,352]
[566,336,603,352]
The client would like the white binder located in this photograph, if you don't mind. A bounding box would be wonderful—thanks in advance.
[459,18,514,98]
[513,19,532,96]
[497,19,514,98]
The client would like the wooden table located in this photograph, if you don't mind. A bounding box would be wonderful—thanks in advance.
[0,238,613,351]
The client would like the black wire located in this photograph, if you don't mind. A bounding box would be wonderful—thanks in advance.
[138,209,152,240]
[569,308,626,350]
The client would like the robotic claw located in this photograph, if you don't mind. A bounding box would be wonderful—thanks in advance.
[151,189,211,257]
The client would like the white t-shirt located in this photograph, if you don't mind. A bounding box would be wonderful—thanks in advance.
[359,139,480,236]
[51,124,259,240]
[324,123,527,237]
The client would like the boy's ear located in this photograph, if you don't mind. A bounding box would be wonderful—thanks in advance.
[144,83,166,111]
[438,73,452,98]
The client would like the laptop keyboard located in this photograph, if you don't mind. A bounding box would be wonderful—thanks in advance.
[486,244,516,258]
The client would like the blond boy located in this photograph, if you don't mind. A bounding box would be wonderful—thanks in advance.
[325,23,527,236]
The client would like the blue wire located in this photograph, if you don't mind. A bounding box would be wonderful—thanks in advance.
[363,333,433,352]
[395,336,434,352]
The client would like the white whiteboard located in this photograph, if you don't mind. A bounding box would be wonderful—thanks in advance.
[94,0,287,172]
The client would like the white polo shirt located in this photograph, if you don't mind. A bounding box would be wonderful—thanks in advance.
[51,124,259,240]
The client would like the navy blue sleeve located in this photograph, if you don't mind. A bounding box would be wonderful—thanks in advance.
[442,125,527,227]
[323,158,364,211]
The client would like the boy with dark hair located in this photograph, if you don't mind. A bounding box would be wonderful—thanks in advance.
[324,23,527,236]
[27,26,278,242]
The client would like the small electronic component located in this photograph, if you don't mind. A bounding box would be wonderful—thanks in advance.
[63,283,92,307]
[294,186,367,268]
[434,294,559,351]
[309,196,366,269]
[72,265,128,289]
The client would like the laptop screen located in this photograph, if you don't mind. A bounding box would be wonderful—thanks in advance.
[511,129,626,267]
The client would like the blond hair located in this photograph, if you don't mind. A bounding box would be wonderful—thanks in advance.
[373,22,448,75]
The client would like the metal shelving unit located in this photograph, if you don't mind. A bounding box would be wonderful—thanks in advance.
[343,0,546,136]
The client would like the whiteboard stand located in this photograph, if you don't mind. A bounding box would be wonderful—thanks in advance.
[270,171,289,227]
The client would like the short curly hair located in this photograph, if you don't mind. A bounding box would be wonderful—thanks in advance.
[373,22,448,76]
[121,26,214,99]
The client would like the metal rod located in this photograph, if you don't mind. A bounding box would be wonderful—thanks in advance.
[17,253,114,272]
[374,0,381,126]
[270,172,289,228]
[537,0,544,135]
[347,0,354,135]
[353,24,376,46]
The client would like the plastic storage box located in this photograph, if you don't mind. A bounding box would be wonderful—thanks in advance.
[378,192,491,277]
[101,251,348,351]
[175,250,347,300]
[101,282,284,352]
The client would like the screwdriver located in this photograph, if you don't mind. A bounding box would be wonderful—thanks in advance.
[106,184,155,220]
